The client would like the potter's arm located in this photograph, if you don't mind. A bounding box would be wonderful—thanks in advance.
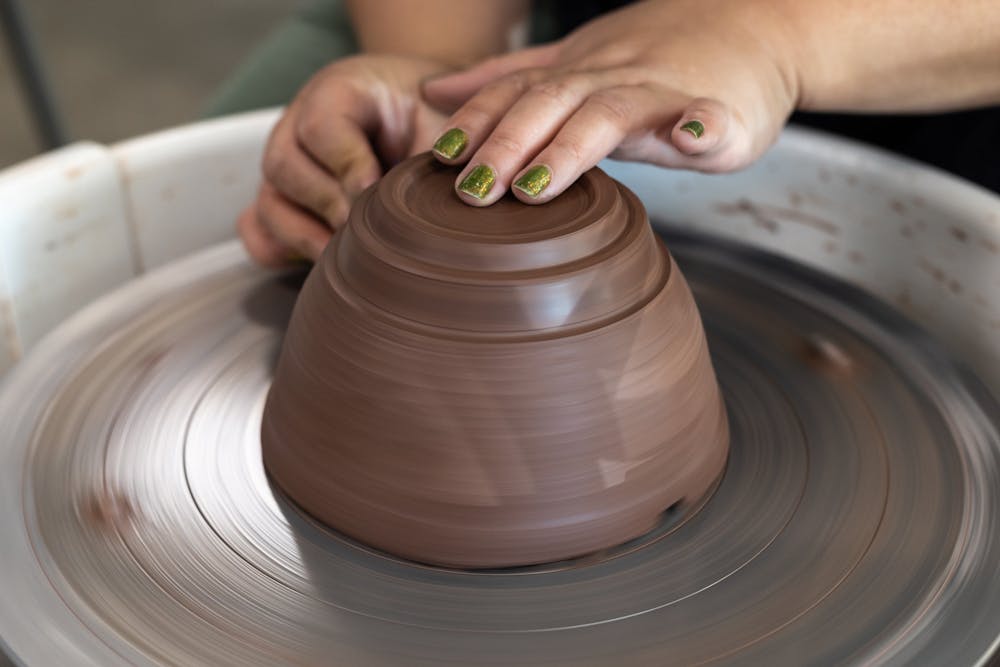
[346,0,531,66]
[419,0,1000,209]
[786,0,1000,112]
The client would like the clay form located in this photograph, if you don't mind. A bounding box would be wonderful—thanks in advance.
[261,154,729,568]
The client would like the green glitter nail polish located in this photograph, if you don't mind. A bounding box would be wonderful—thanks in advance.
[513,165,552,197]
[432,128,468,160]
[458,165,495,199]
[680,119,705,139]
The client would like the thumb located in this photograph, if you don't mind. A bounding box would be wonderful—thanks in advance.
[421,43,560,113]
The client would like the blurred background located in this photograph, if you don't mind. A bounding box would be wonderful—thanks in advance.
[0,0,290,168]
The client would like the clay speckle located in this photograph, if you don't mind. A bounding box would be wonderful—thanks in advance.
[847,250,865,265]
[715,199,839,236]
[822,240,839,254]
[890,199,906,214]
[801,334,854,377]
[64,166,84,180]
[81,487,134,531]
[950,227,969,242]
[918,258,947,284]
[981,237,999,254]
[43,229,83,252]
[901,225,914,239]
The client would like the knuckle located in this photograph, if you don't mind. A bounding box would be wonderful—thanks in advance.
[529,77,582,108]
[480,76,518,99]
[334,144,370,175]
[254,202,276,235]
[261,151,289,183]
[486,130,525,156]
[310,188,336,217]
[454,100,495,127]
[587,91,635,128]
[255,191,282,232]
[478,69,533,100]
[499,70,533,94]
[295,114,325,148]
[551,133,588,162]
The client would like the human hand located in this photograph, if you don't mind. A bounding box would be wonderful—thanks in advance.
[238,55,452,265]
[422,0,801,206]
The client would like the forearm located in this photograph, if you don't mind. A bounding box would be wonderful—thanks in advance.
[345,0,531,67]
[778,0,1000,112]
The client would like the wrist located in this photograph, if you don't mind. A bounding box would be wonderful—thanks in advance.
[737,0,808,112]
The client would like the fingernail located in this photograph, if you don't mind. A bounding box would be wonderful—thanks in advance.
[433,128,468,160]
[458,164,495,199]
[513,165,551,198]
[680,120,705,139]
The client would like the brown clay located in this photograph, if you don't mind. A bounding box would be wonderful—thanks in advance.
[261,154,729,568]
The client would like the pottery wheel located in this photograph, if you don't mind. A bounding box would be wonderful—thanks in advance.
[1,229,999,666]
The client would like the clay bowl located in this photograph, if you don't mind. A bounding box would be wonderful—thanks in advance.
[261,153,729,569]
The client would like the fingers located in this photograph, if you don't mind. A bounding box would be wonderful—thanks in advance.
[668,97,730,158]
[262,115,353,225]
[248,81,385,268]
[431,67,550,164]
[509,85,665,204]
[295,113,383,202]
[422,43,560,112]
[506,89,748,205]
[645,96,752,173]
[450,72,614,205]
[237,206,289,268]
[254,182,333,262]
[428,55,751,206]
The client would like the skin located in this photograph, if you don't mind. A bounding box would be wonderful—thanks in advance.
[237,55,454,265]
[426,0,799,206]
[238,0,529,265]
[426,0,1000,206]
[240,0,1000,263]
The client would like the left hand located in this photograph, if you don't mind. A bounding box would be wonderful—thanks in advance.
[422,0,802,206]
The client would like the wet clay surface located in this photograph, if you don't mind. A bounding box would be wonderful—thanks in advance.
[261,153,729,568]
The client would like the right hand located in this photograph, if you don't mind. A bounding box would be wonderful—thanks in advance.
[238,55,453,266]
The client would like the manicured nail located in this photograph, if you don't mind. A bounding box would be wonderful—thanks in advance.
[680,119,705,139]
[433,128,468,160]
[458,164,495,199]
[513,165,551,197]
